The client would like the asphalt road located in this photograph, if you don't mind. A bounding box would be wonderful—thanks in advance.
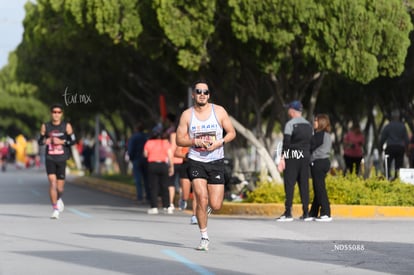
[1,166,414,275]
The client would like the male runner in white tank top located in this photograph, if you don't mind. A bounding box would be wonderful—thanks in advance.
[176,80,236,251]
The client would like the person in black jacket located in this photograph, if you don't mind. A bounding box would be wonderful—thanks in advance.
[380,110,409,180]
[128,122,149,203]
[309,114,332,222]
[276,100,313,222]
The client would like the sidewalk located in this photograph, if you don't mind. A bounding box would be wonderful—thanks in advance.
[69,176,414,218]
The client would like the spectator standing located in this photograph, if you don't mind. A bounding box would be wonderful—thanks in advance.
[128,123,149,203]
[380,110,409,180]
[408,133,414,168]
[309,114,332,222]
[82,138,94,175]
[175,143,198,224]
[343,124,365,175]
[10,134,27,169]
[144,127,174,214]
[0,140,9,172]
[165,113,180,211]
[26,139,40,168]
[276,100,313,222]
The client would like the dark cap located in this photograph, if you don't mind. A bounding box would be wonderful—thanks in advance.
[285,100,303,112]
[50,103,64,112]
[151,123,164,138]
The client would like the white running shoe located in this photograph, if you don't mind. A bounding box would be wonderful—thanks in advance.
[190,215,198,224]
[50,209,59,219]
[315,215,333,222]
[167,206,174,214]
[196,238,209,251]
[147,208,159,214]
[57,198,64,212]
[275,215,294,222]
[299,215,314,222]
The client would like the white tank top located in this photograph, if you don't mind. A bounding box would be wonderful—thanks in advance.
[188,104,224,162]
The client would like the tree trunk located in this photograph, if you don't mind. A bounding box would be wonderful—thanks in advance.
[307,72,326,120]
[230,116,283,183]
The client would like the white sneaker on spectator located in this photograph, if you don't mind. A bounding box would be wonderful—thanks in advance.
[147,208,159,214]
[299,214,314,222]
[315,215,332,222]
[275,214,293,222]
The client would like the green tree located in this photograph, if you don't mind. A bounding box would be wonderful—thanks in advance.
[227,0,412,119]
[10,0,414,179]
[0,52,48,137]
[15,0,190,174]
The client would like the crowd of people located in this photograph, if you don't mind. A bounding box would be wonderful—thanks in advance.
[275,100,413,223]
[3,82,414,250]
[0,136,43,172]
[342,109,411,181]
[128,117,199,222]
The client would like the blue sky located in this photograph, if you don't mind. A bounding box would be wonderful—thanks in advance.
[0,0,27,69]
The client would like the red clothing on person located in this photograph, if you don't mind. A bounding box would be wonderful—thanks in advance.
[144,139,171,163]
[343,131,365,157]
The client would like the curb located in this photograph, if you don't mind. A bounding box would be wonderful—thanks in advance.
[216,203,414,218]
[69,176,414,218]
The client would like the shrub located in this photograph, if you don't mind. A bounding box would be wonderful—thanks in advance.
[245,174,414,206]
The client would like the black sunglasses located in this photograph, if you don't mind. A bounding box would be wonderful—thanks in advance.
[195,89,210,95]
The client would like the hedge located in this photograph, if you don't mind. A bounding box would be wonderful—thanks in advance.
[245,173,414,206]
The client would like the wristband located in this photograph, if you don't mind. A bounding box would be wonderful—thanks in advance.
[38,135,46,145]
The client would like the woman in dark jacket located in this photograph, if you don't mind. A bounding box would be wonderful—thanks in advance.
[309,114,332,222]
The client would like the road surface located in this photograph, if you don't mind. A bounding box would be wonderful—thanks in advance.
[1,166,413,275]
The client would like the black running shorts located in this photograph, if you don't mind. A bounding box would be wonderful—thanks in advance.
[187,159,225,184]
[45,159,67,179]
[178,162,189,179]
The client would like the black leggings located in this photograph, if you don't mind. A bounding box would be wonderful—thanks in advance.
[344,155,362,175]
[309,158,331,217]
[384,145,405,179]
[147,162,169,208]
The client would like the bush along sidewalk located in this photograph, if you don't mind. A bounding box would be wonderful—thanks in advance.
[69,174,414,217]
[246,173,414,206]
